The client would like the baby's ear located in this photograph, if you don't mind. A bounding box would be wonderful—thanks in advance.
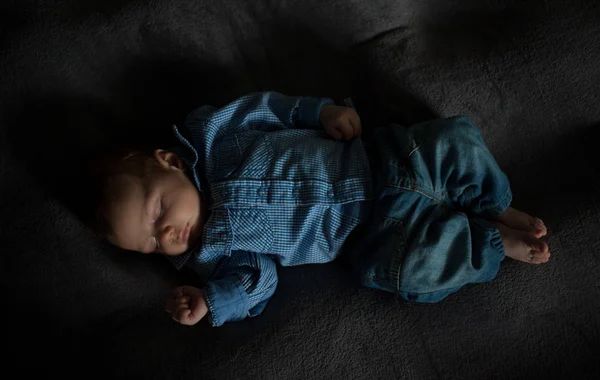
[153,149,184,171]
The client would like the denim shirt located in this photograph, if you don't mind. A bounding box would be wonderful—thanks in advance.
[168,92,373,326]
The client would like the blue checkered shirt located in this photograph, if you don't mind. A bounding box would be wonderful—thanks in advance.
[168,92,373,326]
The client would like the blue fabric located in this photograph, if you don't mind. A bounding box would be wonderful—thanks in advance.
[167,92,374,326]
[166,92,511,325]
[351,116,511,302]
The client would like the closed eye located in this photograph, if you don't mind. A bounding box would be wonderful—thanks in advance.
[150,197,162,252]
[153,198,163,223]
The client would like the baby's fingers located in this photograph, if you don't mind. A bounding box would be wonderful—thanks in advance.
[165,295,190,313]
[338,122,355,140]
[327,126,343,140]
[173,306,192,323]
[349,114,361,136]
[174,306,203,326]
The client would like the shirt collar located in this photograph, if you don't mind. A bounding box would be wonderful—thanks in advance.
[171,124,202,193]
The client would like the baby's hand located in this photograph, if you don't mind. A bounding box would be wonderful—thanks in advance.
[165,285,208,326]
[320,105,361,140]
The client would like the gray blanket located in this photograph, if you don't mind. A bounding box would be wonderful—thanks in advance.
[2,0,599,378]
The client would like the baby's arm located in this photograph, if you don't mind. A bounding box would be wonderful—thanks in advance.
[165,251,278,327]
[186,91,360,138]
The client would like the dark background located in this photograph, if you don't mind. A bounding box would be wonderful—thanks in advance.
[1,0,599,379]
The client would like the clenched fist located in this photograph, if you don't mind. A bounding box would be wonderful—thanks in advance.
[319,105,362,140]
[165,285,208,326]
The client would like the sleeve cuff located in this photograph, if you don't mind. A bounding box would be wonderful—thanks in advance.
[203,277,250,327]
[296,97,335,128]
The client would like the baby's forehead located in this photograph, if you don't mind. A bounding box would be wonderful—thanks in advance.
[105,175,147,219]
[107,173,146,200]
[104,175,148,250]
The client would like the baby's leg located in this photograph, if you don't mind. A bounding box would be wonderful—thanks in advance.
[356,116,551,303]
[352,188,508,303]
[416,119,551,262]
[494,207,547,238]
[409,117,549,243]
[399,116,513,219]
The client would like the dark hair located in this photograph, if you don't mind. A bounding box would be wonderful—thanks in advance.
[84,144,160,238]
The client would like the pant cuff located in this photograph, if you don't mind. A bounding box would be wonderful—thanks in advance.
[476,187,513,219]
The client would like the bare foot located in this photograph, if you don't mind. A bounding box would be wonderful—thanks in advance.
[494,207,547,238]
[493,222,550,264]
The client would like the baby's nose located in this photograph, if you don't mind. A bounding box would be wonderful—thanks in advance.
[159,225,175,245]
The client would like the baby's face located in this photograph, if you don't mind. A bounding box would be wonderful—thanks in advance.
[105,150,205,256]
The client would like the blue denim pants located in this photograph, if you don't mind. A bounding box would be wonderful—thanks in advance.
[352,116,512,302]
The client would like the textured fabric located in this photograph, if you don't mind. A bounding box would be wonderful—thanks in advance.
[167,91,373,325]
[169,98,512,323]
[353,116,510,302]
[2,0,600,379]
[169,102,512,326]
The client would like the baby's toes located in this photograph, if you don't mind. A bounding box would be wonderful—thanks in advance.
[524,233,549,253]
[530,250,551,264]
[525,233,550,264]
[532,218,547,238]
